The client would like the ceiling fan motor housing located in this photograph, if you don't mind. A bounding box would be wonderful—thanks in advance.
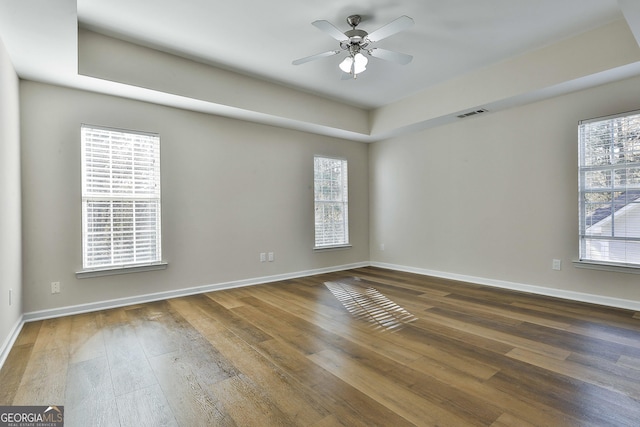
[341,29,369,50]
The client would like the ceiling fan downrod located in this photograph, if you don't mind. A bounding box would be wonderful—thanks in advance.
[346,15,361,28]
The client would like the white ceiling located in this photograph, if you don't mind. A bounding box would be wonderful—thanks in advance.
[1,0,640,141]
[75,0,623,108]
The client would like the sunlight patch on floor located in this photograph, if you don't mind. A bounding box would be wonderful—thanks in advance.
[325,280,417,331]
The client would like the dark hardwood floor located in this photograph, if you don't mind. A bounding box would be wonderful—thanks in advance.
[1,267,640,426]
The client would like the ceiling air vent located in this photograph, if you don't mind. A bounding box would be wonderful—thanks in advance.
[457,108,489,119]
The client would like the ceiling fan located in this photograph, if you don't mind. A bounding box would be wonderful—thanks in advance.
[292,14,414,79]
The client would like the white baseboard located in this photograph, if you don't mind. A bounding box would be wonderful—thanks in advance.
[17,259,640,330]
[4,259,640,373]
[23,261,370,322]
[371,261,640,312]
[0,315,24,371]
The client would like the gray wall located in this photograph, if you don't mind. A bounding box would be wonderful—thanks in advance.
[11,48,640,329]
[370,74,640,306]
[20,81,369,313]
[0,38,22,352]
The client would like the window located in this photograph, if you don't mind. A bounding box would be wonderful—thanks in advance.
[314,156,349,248]
[81,125,162,271]
[579,111,640,267]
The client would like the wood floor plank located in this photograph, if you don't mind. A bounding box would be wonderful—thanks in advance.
[262,283,506,382]
[12,345,68,406]
[64,356,118,427]
[409,314,516,355]
[420,291,573,330]
[126,300,211,358]
[168,297,332,426]
[97,306,135,326]
[246,285,426,365]
[507,347,640,401]
[0,343,34,405]
[307,332,505,425]
[148,349,236,427]
[512,300,640,330]
[246,284,351,325]
[517,323,633,362]
[13,320,42,346]
[407,355,582,426]
[486,364,637,427]
[184,293,273,345]
[115,384,178,427]
[420,309,572,360]
[68,312,106,364]
[207,374,295,427]
[257,338,413,427]
[205,289,248,309]
[309,348,475,426]
[396,323,505,380]
[490,413,538,427]
[101,321,157,397]
[489,353,640,426]
[231,296,334,355]
[566,351,640,386]
[567,322,640,349]
[31,316,72,354]
[166,297,229,345]
[217,335,330,425]
[2,267,640,426]
[309,414,348,427]
[617,354,640,370]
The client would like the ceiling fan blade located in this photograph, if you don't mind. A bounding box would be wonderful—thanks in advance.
[292,50,341,65]
[367,15,414,42]
[312,20,348,41]
[367,48,413,65]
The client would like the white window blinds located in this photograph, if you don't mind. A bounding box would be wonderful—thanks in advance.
[314,156,349,248]
[579,111,640,266]
[81,125,162,269]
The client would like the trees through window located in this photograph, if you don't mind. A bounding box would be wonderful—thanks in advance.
[579,111,640,266]
[314,156,349,248]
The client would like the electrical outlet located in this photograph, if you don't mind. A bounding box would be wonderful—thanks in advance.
[260,252,266,262]
[268,252,274,262]
[380,243,385,251]
[51,281,61,294]
[552,259,561,271]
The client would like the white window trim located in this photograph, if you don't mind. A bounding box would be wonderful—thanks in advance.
[578,109,640,269]
[314,155,350,250]
[313,244,353,252]
[76,261,168,279]
[572,259,640,274]
[79,124,166,276]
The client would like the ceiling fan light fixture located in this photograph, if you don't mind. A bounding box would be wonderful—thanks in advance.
[339,53,368,75]
[293,14,414,80]
[338,56,353,73]
[353,52,368,73]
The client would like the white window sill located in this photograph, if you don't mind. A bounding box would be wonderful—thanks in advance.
[76,261,168,279]
[313,244,352,252]
[573,260,640,274]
